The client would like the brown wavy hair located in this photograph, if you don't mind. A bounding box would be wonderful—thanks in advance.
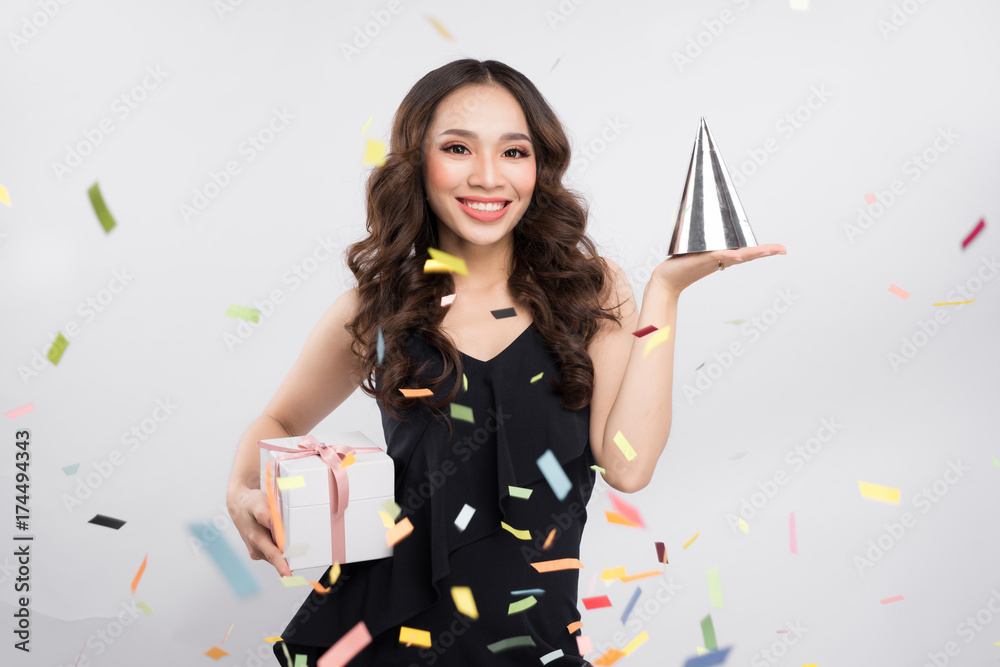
[345,58,624,428]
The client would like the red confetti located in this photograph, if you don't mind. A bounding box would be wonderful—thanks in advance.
[632,325,658,338]
[582,595,612,610]
[962,218,985,249]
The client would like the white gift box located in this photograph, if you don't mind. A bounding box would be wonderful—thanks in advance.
[258,431,394,575]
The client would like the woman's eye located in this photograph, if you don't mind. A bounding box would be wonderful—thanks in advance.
[446,145,468,155]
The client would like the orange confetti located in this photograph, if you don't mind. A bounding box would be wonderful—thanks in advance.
[339,453,356,469]
[567,621,583,634]
[205,646,229,660]
[130,553,148,595]
[264,461,286,552]
[308,579,332,594]
[542,528,556,550]
[530,558,584,573]
[593,648,624,665]
[399,388,434,398]
[620,570,661,583]
[386,517,414,547]
[605,511,641,528]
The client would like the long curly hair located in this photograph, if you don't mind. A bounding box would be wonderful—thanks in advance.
[345,58,624,427]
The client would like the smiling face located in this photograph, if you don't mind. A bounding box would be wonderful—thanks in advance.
[422,84,536,253]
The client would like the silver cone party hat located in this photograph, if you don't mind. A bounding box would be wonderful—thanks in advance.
[668,117,757,255]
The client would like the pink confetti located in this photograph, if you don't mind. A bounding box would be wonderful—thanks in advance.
[577,635,593,655]
[864,193,877,204]
[317,621,372,667]
[880,595,904,605]
[608,492,644,528]
[789,511,798,554]
[5,403,35,419]
[962,218,985,249]
[888,284,910,300]
[441,293,456,307]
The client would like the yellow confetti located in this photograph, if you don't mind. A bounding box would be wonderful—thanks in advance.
[425,15,453,39]
[451,586,479,619]
[427,247,469,275]
[500,521,532,540]
[361,116,373,136]
[601,566,626,581]
[423,258,453,273]
[339,453,356,469]
[591,465,606,474]
[264,636,283,643]
[363,138,387,166]
[0,183,10,206]
[328,561,341,586]
[399,626,432,648]
[530,371,544,383]
[621,631,648,656]
[858,481,900,504]
[378,510,395,528]
[47,333,69,365]
[613,430,637,462]
[606,511,641,528]
[932,299,975,306]
[136,602,155,615]
[277,475,305,491]
[643,326,672,358]
[508,596,537,615]
[683,531,700,549]
[738,518,749,533]
[280,575,309,587]
[463,373,468,391]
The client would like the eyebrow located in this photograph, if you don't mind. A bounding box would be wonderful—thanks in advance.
[437,129,532,144]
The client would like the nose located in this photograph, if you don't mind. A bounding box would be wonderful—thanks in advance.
[468,152,504,189]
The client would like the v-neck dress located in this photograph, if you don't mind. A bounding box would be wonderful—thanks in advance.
[273,322,597,666]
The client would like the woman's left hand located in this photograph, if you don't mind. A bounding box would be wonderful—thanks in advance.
[650,243,788,296]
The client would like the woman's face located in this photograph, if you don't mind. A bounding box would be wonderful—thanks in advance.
[422,84,536,252]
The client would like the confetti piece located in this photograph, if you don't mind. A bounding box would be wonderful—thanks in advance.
[425,15,453,39]
[47,333,68,365]
[707,566,725,608]
[613,430,637,462]
[264,637,283,643]
[632,325,658,338]
[317,621,371,667]
[593,648,624,665]
[88,182,117,233]
[993,456,1000,469]
[541,649,564,664]
[655,541,667,564]
[462,373,468,391]
[605,511,641,527]
[277,475,305,491]
[803,664,818,667]
[591,465,606,474]
[62,463,80,475]
[451,586,479,619]
[339,453,356,469]
[549,54,563,73]
[328,562,341,586]
[282,642,293,666]
[454,504,475,531]
[530,371,544,383]
[136,602,154,615]
[608,492,644,527]
[888,284,910,300]
[723,320,744,325]
[932,299,975,306]
[684,531,699,549]
[621,630,648,655]
[582,595,612,610]
[864,193,876,204]
[225,305,260,323]
[567,621,584,634]
[739,518,749,533]
[491,307,517,319]
[281,575,309,587]
[531,558,584,573]
[0,183,9,206]
[682,646,731,667]
[265,461,286,552]
[131,554,147,595]
[376,326,385,364]
[399,626,431,648]
[386,517,413,547]
[221,623,235,644]
[643,326,672,358]
[363,138,387,166]
[281,543,309,559]
[789,512,797,554]
[701,614,718,650]
[487,636,536,653]
[537,449,572,500]
[601,567,627,581]
[542,528,556,550]
[501,521,532,540]
[188,522,260,598]
[508,595,538,615]
[962,217,985,248]
[441,293,456,307]
[508,485,533,499]
[399,387,433,398]
[5,403,35,419]
[450,402,474,423]
[381,499,402,521]
[858,481,900,504]
[880,595,904,604]
[205,646,229,659]
[620,570,661,583]
[427,247,469,275]
[295,655,308,667]
[89,514,125,529]
[423,259,453,273]
[360,116,372,136]
[511,588,545,596]
[620,587,641,624]
[308,579,331,594]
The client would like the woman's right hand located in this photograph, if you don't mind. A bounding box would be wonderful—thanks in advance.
[227,484,292,578]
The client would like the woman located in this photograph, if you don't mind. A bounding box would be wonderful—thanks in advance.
[226,58,785,666]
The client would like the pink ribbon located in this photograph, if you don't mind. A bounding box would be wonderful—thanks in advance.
[257,435,382,564]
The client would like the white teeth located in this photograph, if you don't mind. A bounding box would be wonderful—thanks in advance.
[462,200,505,212]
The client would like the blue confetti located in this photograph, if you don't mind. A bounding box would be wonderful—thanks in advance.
[682,646,732,667]
[621,586,642,624]
[187,521,261,598]
[376,326,385,364]
[510,588,545,596]
[536,449,572,501]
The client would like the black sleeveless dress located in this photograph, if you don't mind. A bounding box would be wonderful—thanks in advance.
[273,322,596,666]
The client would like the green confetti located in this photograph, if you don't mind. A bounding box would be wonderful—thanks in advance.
[294,654,307,667]
[723,319,744,325]
[380,498,402,521]
[225,305,261,323]
[487,636,536,653]
[463,373,468,391]
[450,403,474,423]
[136,601,155,615]
[88,182,117,233]
[707,566,725,608]
[508,486,533,500]
[701,614,717,651]
[507,595,537,615]
[62,463,79,475]
[590,465,606,474]
[47,333,68,365]
[530,371,544,383]
[993,455,1000,469]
